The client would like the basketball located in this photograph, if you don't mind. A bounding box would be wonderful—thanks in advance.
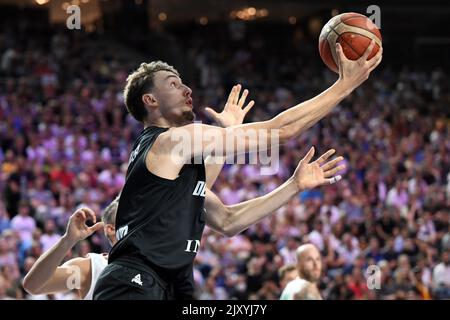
[319,12,382,73]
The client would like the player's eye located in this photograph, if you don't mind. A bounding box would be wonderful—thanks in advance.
[170,82,176,88]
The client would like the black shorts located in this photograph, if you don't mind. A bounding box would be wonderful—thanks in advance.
[93,262,176,300]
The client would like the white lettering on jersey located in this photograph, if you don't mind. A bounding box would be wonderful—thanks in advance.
[192,181,206,197]
[116,225,128,241]
[184,239,201,253]
[128,143,141,165]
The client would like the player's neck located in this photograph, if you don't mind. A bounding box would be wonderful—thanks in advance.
[143,117,171,128]
[143,116,193,128]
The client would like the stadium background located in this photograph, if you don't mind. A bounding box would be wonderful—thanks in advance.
[0,0,449,300]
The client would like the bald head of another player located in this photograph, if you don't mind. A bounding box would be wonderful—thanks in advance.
[296,243,322,283]
[102,197,119,246]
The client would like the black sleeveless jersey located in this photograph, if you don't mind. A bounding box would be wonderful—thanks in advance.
[109,126,206,283]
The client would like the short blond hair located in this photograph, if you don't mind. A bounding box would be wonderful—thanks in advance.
[102,197,119,225]
[123,61,179,122]
[279,264,297,279]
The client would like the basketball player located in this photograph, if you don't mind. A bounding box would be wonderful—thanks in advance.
[280,244,323,300]
[93,42,382,300]
[21,86,246,300]
[22,200,118,299]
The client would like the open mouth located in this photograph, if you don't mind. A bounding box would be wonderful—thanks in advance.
[186,97,193,106]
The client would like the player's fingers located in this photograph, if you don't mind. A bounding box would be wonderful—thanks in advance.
[324,164,346,178]
[301,147,315,164]
[226,85,236,104]
[81,207,96,224]
[88,222,104,234]
[238,89,249,109]
[204,107,220,121]
[324,175,342,185]
[335,43,347,77]
[233,84,241,105]
[360,39,375,62]
[315,149,336,165]
[335,43,347,64]
[368,49,383,71]
[74,208,86,222]
[320,156,343,171]
[368,55,382,72]
[242,100,255,114]
[369,45,383,62]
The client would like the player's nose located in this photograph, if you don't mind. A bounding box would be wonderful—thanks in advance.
[183,85,192,97]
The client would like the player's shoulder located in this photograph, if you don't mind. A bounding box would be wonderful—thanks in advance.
[294,282,322,300]
[150,125,200,161]
[286,277,304,286]
[157,124,190,139]
[87,252,108,263]
[136,126,169,147]
[286,277,310,292]
[63,255,91,265]
[158,123,214,137]
[280,279,301,300]
[61,256,92,275]
[85,252,108,260]
[145,126,175,150]
[156,123,221,151]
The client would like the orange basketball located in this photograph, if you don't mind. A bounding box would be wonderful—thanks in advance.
[319,12,382,73]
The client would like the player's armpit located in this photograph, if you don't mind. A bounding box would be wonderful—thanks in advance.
[204,188,233,237]
[205,156,226,189]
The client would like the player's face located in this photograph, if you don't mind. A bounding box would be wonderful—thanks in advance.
[152,71,194,125]
[298,248,322,283]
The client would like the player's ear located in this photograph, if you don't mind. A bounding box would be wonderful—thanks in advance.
[105,224,115,237]
[142,93,158,109]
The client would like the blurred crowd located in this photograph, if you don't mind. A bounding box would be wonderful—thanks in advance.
[0,20,449,300]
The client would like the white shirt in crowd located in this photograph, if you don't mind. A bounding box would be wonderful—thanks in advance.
[10,215,36,243]
[433,262,450,289]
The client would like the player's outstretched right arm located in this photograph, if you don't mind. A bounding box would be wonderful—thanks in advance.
[149,43,381,180]
[22,208,103,297]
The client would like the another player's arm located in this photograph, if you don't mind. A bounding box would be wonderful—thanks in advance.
[22,208,102,296]
[23,257,90,296]
[204,147,344,237]
[294,283,323,300]
[204,85,255,188]
[151,42,382,179]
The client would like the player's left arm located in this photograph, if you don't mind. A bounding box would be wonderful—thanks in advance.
[205,147,344,236]
[204,84,254,189]
[22,208,102,296]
